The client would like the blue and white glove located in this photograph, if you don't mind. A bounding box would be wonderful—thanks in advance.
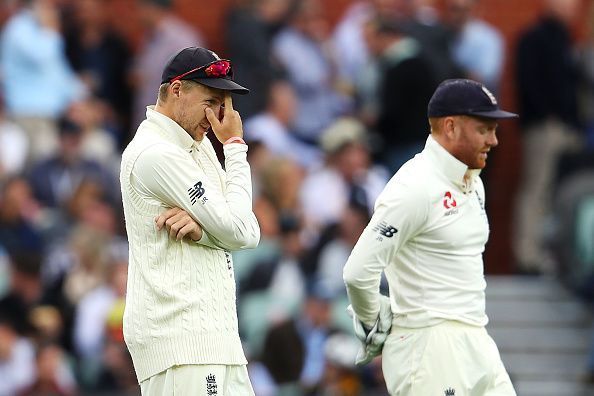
[346,295,393,366]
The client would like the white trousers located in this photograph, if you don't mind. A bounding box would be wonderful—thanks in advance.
[140,364,255,396]
[382,321,516,396]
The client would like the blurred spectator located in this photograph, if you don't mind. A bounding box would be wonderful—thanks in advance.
[29,305,63,345]
[41,187,123,293]
[244,79,322,170]
[332,0,374,99]
[238,214,306,361]
[398,0,462,84]
[362,15,438,173]
[0,105,28,179]
[73,258,127,388]
[300,118,388,237]
[94,337,137,393]
[64,0,133,147]
[0,316,36,396]
[513,0,583,273]
[66,100,121,173]
[19,342,77,396]
[579,0,594,148]
[130,0,204,131]
[73,258,126,358]
[259,157,305,219]
[247,140,274,199]
[0,248,9,298]
[334,0,441,100]
[0,176,45,256]
[315,202,370,297]
[27,116,119,210]
[320,332,363,396]
[0,252,44,338]
[62,224,111,306]
[0,0,86,162]
[272,0,349,144]
[443,0,504,93]
[260,282,338,394]
[225,0,291,118]
[241,214,307,308]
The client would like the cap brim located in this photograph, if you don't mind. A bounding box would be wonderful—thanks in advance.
[192,78,249,95]
[468,109,519,119]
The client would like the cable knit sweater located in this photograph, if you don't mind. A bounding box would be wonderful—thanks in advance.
[120,107,260,382]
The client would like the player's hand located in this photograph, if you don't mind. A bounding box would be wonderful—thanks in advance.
[347,296,393,366]
[155,207,203,241]
[205,95,243,144]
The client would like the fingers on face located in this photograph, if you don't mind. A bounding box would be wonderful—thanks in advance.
[205,107,220,127]
[224,94,233,111]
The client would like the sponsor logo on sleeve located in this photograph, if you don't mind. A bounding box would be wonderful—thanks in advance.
[373,221,398,241]
[188,181,206,205]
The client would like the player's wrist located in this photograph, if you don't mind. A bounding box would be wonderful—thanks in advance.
[223,136,245,145]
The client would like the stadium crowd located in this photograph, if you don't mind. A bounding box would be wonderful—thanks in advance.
[0,0,593,395]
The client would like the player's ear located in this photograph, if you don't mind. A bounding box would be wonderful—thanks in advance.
[170,80,182,98]
[444,117,456,140]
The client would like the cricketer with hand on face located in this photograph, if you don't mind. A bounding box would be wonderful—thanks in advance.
[120,47,260,395]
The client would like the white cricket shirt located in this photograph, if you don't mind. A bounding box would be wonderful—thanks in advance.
[343,135,489,328]
[120,107,260,382]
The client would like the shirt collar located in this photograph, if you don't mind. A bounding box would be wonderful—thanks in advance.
[423,134,481,192]
[145,106,196,150]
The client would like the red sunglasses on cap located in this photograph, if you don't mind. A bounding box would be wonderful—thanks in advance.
[169,59,233,83]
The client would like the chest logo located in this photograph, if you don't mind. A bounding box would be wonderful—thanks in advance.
[444,388,456,396]
[443,191,457,209]
[188,181,206,205]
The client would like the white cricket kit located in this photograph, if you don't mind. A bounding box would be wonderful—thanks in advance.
[120,106,260,384]
[343,135,516,395]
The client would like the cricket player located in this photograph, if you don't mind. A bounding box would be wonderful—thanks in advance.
[343,79,518,395]
[120,47,260,395]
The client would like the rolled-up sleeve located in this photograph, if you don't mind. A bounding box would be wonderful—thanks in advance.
[132,142,260,251]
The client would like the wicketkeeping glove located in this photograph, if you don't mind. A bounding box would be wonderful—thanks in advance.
[347,295,393,366]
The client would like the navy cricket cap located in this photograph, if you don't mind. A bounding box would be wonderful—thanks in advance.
[427,79,518,119]
[161,47,249,95]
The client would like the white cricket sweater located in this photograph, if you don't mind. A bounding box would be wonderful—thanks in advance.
[120,107,260,382]
[343,135,489,329]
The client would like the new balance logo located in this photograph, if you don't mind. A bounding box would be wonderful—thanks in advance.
[444,388,455,396]
[206,373,218,395]
[373,221,398,238]
[188,181,205,205]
